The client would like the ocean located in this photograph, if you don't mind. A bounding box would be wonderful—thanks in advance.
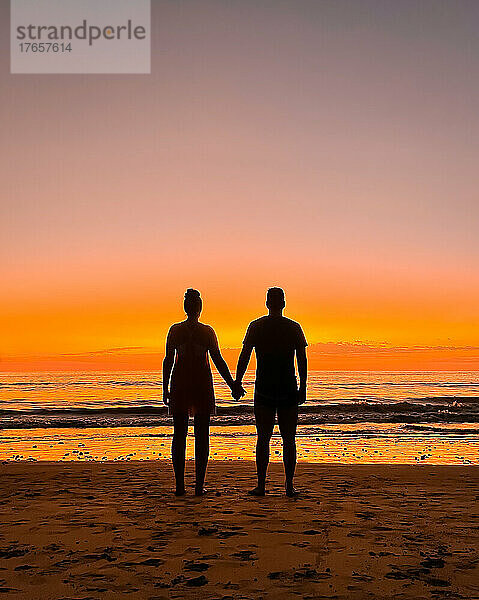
[1,370,478,464]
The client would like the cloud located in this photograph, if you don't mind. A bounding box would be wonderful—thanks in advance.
[1,342,478,372]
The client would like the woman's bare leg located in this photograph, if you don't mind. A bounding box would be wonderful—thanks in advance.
[172,412,188,495]
[193,413,210,495]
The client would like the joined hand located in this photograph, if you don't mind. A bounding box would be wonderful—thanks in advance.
[231,381,246,400]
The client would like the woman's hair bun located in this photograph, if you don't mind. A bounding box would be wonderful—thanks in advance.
[185,288,201,300]
[184,288,202,316]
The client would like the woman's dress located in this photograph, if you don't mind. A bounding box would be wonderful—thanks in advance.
[167,321,218,416]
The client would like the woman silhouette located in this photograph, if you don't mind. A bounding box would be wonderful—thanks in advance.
[162,289,242,496]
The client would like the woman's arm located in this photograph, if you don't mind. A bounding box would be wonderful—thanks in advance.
[209,327,245,399]
[209,348,235,389]
[209,348,245,399]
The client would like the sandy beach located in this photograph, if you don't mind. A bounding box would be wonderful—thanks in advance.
[0,461,478,599]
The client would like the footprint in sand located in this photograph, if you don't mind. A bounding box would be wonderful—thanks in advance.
[268,567,331,582]
[420,557,445,568]
[291,542,309,547]
[232,550,257,561]
[303,529,322,535]
[0,546,31,558]
[185,575,208,586]
[198,526,218,536]
[184,560,210,572]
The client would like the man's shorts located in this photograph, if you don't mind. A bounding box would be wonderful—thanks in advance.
[254,389,298,409]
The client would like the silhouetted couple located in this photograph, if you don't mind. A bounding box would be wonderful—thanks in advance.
[162,287,307,497]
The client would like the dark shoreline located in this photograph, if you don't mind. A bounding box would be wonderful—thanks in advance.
[1,413,479,430]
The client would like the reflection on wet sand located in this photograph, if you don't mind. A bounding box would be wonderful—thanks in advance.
[2,423,478,464]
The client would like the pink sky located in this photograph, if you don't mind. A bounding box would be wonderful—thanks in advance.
[1,0,478,363]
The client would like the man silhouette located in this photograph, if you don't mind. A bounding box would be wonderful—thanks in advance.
[234,288,307,497]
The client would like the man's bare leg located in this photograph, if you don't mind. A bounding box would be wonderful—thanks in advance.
[250,403,275,495]
[278,404,299,496]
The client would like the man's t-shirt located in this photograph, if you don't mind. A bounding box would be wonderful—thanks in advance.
[243,315,307,403]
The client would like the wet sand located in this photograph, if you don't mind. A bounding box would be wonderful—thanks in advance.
[3,424,479,464]
[0,461,478,599]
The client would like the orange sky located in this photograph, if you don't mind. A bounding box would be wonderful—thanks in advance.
[1,1,479,370]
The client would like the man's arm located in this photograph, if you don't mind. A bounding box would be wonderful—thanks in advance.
[236,344,253,386]
[162,340,175,406]
[296,345,307,404]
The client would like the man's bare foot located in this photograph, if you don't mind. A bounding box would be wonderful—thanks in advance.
[248,487,266,497]
[285,486,299,498]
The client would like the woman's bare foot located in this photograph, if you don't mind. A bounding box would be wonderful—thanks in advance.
[248,487,266,497]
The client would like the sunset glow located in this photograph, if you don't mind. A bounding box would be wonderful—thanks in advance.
[2,1,478,370]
